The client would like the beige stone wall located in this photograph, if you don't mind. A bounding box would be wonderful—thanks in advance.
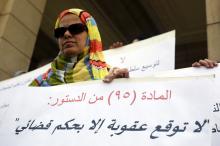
[206,0,220,61]
[0,0,46,81]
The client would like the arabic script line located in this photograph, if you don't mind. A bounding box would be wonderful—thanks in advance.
[48,89,172,107]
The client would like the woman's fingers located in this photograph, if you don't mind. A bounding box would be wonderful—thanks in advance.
[192,59,218,68]
[109,41,124,49]
[192,61,200,67]
[103,68,129,83]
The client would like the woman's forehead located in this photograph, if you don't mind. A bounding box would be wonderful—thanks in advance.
[59,14,82,27]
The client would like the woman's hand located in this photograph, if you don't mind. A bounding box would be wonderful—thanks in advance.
[192,59,218,68]
[103,67,129,83]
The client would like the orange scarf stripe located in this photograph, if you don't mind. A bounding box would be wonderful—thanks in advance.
[89,40,102,53]
[79,11,91,23]
[90,60,108,68]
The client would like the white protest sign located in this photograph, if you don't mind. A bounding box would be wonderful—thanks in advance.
[152,64,220,146]
[153,63,220,78]
[211,74,220,146]
[103,30,175,77]
[0,63,50,91]
[0,75,215,146]
[0,31,175,91]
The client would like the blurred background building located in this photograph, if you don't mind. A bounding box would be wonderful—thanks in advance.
[0,0,219,81]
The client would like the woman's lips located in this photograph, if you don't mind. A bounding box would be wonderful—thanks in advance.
[63,41,76,48]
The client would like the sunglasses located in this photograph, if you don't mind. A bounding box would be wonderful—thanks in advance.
[54,23,88,38]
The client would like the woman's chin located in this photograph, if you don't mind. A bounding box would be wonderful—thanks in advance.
[62,48,80,57]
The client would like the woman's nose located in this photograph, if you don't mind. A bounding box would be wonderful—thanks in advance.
[63,30,72,39]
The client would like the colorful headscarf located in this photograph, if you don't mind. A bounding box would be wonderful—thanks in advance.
[30,8,109,86]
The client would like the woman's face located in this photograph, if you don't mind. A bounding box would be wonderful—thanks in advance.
[57,14,88,57]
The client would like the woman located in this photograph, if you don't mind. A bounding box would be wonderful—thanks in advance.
[30,8,128,86]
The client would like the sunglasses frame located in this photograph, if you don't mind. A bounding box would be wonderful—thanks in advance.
[54,23,88,38]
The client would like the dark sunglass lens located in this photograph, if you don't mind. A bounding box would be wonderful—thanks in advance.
[54,24,87,38]
[54,27,66,38]
[68,24,87,35]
